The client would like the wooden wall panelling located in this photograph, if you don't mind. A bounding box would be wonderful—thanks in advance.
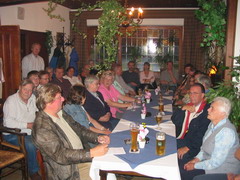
[0,25,21,100]
[224,0,238,80]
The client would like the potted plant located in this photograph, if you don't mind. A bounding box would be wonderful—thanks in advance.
[205,56,240,130]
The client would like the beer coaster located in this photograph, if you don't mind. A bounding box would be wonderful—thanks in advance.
[129,149,140,153]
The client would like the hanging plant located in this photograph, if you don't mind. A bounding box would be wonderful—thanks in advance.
[44,0,137,70]
[195,0,226,48]
[195,0,227,74]
[45,30,53,55]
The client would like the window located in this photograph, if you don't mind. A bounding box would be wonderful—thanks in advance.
[87,26,182,72]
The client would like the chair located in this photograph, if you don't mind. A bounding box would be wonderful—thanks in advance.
[0,126,28,179]
[37,150,46,180]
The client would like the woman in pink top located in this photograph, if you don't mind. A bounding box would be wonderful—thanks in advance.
[140,62,156,89]
[98,70,135,118]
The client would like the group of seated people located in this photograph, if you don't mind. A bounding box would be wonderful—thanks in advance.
[2,60,240,180]
[171,65,240,179]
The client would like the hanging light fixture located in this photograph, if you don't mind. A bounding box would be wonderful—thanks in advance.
[121,0,143,27]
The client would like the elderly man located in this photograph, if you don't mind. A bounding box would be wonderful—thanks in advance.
[3,79,40,179]
[22,43,44,79]
[32,83,110,180]
[50,66,72,99]
[181,97,240,180]
[122,61,140,92]
[172,83,210,161]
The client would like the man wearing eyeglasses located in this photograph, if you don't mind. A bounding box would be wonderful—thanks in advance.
[172,83,210,163]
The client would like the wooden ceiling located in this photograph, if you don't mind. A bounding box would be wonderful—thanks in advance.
[0,0,199,9]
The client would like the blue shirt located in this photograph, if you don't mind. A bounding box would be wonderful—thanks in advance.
[63,104,89,129]
[194,118,236,170]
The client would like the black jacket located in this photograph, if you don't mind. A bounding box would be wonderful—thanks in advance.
[171,103,211,157]
[83,90,110,121]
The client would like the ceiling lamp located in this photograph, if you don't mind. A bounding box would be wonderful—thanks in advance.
[121,0,143,27]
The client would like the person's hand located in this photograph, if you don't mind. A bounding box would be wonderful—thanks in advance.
[102,129,111,135]
[27,123,33,129]
[98,135,110,144]
[182,105,195,113]
[178,146,189,159]
[129,90,136,96]
[90,144,109,157]
[99,113,111,122]
[184,162,195,171]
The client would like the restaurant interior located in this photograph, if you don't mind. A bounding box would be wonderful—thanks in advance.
[0,0,239,179]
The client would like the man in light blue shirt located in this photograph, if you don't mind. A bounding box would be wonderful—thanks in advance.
[181,97,240,180]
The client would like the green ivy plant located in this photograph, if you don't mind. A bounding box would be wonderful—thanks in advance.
[45,30,53,55]
[195,0,227,72]
[44,0,137,70]
[205,56,240,129]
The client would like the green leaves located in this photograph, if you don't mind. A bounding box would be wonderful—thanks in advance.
[195,0,226,48]
[206,55,240,128]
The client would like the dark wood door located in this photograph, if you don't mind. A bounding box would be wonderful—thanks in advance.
[0,25,21,100]
[20,30,49,67]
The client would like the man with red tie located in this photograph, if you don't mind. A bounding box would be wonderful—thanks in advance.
[172,83,210,162]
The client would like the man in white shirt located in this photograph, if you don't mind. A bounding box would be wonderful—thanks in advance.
[22,43,45,79]
[3,79,40,179]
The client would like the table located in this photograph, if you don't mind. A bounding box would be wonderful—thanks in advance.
[90,91,181,180]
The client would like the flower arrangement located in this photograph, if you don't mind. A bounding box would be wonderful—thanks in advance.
[137,123,149,142]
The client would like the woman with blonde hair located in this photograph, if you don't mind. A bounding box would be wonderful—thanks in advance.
[98,70,135,118]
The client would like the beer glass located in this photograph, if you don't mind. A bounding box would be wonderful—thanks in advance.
[155,112,162,130]
[159,102,164,112]
[130,123,139,152]
[156,132,166,155]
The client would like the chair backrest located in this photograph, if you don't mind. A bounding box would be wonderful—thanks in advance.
[0,126,28,179]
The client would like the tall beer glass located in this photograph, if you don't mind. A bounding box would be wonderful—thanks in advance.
[156,132,166,155]
[130,123,139,152]
[155,112,162,130]
[159,102,164,112]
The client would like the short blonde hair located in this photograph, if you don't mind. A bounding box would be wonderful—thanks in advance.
[100,70,114,81]
[36,84,61,111]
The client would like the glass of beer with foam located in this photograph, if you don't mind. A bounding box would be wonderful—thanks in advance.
[156,132,166,155]
[130,123,139,152]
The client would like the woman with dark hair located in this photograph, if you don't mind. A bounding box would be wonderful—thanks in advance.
[63,85,111,135]
[63,66,83,86]
[140,62,156,89]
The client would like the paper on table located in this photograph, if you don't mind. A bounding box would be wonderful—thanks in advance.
[107,147,126,155]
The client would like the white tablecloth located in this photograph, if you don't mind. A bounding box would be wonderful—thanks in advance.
[90,96,181,180]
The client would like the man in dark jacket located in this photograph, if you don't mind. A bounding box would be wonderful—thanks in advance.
[172,83,210,162]
[32,84,110,180]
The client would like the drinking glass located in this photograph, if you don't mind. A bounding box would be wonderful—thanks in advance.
[155,112,162,130]
[129,123,139,152]
[156,132,166,155]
